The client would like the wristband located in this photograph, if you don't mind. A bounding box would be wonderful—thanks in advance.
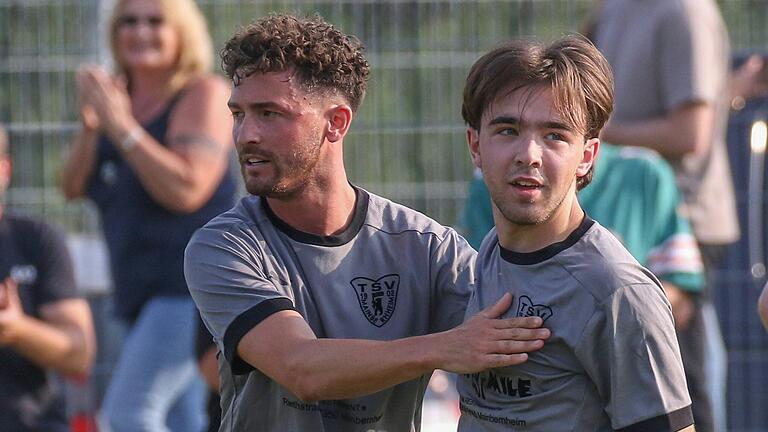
[119,127,144,152]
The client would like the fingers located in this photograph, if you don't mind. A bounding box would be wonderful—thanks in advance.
[479,292,513,319]
[482,353,529,368]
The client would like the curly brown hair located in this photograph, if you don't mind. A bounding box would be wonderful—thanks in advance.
[221,14,370,113]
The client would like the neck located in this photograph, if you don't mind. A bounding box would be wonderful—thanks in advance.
[495,194,585,253]
[266,160,357,237]
[128,69,175,98]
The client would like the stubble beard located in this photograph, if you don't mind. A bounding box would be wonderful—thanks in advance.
[244,134,324,198]
[491,185,569,227]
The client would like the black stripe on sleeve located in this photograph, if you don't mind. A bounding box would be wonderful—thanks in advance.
[223,297,296,375]
[616,405,694,432]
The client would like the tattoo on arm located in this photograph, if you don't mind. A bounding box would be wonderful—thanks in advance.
[170,133,225,154]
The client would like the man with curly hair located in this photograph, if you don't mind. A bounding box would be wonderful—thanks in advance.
[184,14,550,431]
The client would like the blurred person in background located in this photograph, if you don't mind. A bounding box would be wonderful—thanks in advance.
[0,124,96,431]
[60,0,237,430]
[588,0,742,429]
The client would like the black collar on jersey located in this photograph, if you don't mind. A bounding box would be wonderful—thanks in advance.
[261,186,370,247]
[499,216,595,265]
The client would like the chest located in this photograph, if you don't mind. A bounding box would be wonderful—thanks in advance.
[265,235,438,340]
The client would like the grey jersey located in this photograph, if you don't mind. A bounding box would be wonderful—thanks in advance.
[457,218,693,431]
[185,188,475,431]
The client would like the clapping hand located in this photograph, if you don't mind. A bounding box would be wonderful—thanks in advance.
[0,277,23,346]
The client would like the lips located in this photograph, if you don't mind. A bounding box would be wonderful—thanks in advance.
[510,176,544,188]
[239,153,271,166]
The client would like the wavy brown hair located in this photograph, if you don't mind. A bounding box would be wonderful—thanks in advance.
[462,35,614,190]
[221,14,370,113]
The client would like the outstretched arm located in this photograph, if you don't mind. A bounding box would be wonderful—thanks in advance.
[237,293,549,402]
[600,102,715,161]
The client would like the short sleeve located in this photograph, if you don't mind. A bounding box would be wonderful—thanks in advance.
[576,283,693,431]
[428,229,476,333]
[185,224,296,374]
[643,160,705,292]
[28,220,78,306]
[657,3,723,110]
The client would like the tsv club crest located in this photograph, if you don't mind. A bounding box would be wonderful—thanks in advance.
[350,274,400,327]
[516,295,553,322]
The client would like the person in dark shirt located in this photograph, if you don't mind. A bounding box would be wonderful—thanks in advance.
[0,123,96,431]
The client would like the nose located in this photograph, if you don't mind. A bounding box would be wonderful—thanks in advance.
[515,136,543,168]
[233,114,260,151]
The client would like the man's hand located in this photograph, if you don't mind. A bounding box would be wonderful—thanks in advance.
[0,277,24,346]
[663,283,695,330]
[432,292,550,374]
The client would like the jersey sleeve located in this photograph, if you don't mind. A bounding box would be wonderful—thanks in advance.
[657,3,723,110]
[575,283,693,431]
[185,223,296,374]
[642,159,705,292]
[428,228,476,333]
[27,219,78,306]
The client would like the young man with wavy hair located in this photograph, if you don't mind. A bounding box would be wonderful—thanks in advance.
[456,36,695,431]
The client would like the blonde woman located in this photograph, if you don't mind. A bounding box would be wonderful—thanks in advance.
[61,0,236,430]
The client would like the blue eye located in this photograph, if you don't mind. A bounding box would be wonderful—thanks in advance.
[499,127,518,136]
[545,132,564,141]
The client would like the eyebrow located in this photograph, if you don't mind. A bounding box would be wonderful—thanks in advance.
[227,100,283,111]
[487,115,574,132]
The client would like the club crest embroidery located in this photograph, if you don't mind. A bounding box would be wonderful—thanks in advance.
[350,274,400,327]
[516,295,553,322]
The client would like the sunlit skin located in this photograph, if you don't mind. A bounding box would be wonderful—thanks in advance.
[228,70,328,198]
[115,0,180,73]
[467,85,598,252]
[227,69,357,236]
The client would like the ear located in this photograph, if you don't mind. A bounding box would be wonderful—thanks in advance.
[467,128,482,169]
[325,104,353,143]
[576,137,599,177]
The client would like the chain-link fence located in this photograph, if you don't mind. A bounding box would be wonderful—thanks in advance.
[2,1,768,431]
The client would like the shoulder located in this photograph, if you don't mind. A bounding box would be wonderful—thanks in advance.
[599,145,676,191]
[3,211,64,243]
[171,74,231,118]
[613,146,675,178]
[563,223,663,300]
[182,74,230,100]
[364,190,453,240]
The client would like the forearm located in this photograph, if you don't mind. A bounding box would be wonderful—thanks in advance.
[278,334,437,402]
[601,118,689,160]
[5,314,94,376]
[61,127,99,199]
[601,103,714,161]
